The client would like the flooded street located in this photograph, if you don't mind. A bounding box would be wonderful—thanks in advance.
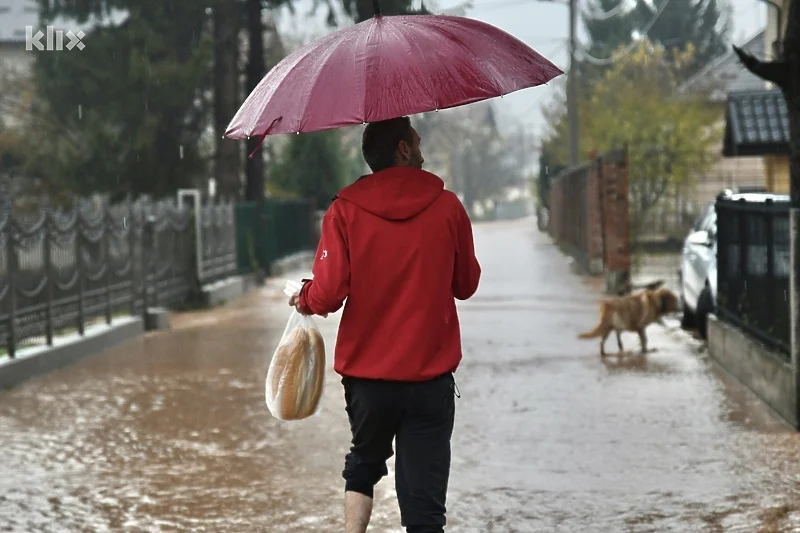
[2,217,800,532]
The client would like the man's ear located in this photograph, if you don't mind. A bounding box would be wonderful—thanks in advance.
[397,140,411,159]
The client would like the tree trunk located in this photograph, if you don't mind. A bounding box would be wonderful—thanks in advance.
[213,0,242,199]
[245,0,265,203]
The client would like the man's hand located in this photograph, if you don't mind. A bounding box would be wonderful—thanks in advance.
[288,292,327,318]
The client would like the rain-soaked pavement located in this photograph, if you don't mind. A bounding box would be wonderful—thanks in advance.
[2,217,800,532]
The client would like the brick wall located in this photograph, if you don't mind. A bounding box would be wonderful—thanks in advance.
[548,148,631,292]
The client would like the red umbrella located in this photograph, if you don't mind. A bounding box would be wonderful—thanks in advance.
[224,9,563,151]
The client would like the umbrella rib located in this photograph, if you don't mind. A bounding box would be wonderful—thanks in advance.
[361,19,381,123]
[393,22,440,111]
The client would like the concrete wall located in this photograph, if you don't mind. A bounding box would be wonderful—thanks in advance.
[707,314,797,428]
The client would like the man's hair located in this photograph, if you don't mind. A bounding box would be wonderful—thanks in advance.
[361,117,413,173]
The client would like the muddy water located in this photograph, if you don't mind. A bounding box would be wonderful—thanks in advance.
[1,217,800,532]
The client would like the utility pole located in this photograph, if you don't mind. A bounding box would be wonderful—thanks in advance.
[567,0,579,166]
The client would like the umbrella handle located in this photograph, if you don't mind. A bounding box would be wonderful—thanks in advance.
[372,0,381,16]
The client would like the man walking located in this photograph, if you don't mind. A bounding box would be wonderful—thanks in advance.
[290,116,481,533]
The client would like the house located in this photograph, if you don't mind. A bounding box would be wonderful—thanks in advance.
[720,0,791,193]
[0,0,124,69]
[722,88,790,192]
[675,30,770,209]
[0,0,37,72]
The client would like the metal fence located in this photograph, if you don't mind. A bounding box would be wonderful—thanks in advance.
[0,196,238,358]
[235,199,316,274]
[198,199,238,284]
[716,197,790,357]
[549,164,590,266]
[547,148,630,285]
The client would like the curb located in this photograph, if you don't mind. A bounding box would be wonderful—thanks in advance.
[0,317,144,391]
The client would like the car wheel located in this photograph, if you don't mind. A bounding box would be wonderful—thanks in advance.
[681,299,696,329]
[696,285,714,339]
[678,270,696,329]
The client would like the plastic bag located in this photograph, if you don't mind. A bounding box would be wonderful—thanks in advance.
[264,281,326,421]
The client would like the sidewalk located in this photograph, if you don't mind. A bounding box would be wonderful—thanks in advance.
[1,217,799,532]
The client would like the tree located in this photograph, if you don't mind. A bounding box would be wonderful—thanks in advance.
[213,0,243,198]
[27,1,213,198]
[541,41,721,234]
[344,0,430,22]
[630,0,731,74]
[314,0,430,25]
[269,130,360,209]
[581,0,731,80]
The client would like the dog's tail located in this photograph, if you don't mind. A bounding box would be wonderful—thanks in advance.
[578,302,607,339]
[578,323,605,339]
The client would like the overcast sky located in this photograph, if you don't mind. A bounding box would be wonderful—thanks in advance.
[276,0,769,142]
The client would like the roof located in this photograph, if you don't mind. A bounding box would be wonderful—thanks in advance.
[722,89,790,157]
[677,30,768,102]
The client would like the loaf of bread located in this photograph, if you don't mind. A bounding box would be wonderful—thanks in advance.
[296,327,326,419]
[266,324,326,421]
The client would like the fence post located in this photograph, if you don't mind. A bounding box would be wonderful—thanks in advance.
[150,216,159,308]
[44,208,54,346]
[716,201,726,316]
[6,217,16,359]
[765,199,775,333]
[141,212,149,323]
[128,202,136,317]
[77,207,85,337]
[738,199,748,317]
[105,207,112,325]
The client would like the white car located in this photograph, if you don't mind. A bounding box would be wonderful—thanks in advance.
[679,190,788,338]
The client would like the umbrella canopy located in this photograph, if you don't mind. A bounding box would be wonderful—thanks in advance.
[224,14,563,141]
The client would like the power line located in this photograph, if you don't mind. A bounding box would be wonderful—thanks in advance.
[578,0,673,65]
[583,0,629,21]
[472,0,567,12]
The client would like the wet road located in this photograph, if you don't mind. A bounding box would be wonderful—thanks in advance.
[2,217,800,532]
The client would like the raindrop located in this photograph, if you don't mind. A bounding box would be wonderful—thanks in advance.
[179,145,184,159]
[123,217,127,229]
[77,104,82,119]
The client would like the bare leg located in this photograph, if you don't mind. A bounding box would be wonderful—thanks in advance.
[637,330,648,353]
[345,491,373,533]
[616,331,624,353]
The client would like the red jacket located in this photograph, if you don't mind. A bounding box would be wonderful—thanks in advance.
[297,167,481,382]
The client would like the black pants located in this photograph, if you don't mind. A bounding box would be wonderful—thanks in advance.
[342,372,457,532]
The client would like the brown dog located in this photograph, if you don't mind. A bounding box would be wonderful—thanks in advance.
[578,286,681,356]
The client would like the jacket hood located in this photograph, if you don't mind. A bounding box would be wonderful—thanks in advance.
[335,167,444,221]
